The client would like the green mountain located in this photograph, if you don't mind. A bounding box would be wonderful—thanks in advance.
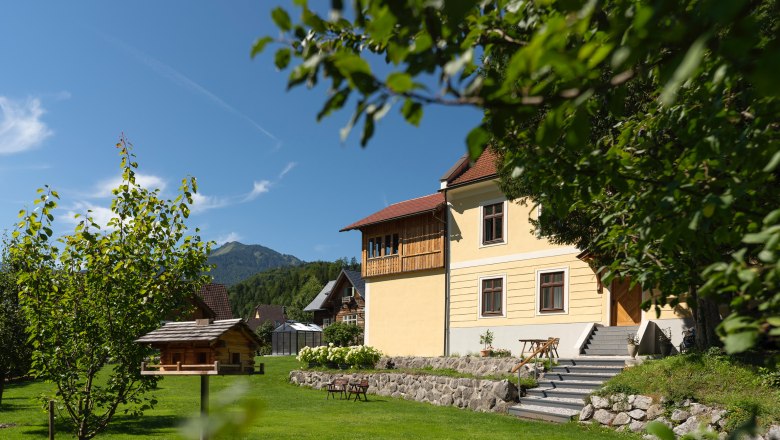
[228,259,360,320]
[207,241,303,286]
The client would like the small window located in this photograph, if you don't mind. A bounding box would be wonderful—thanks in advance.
[343,314,358,325]
[322,318,332,328]
[171,352,182,364]
[343,286,354,298]
[540,271,565,312]
[481,278,503,316]
[385,235,391,256]
[231,353,241,365]
[483,203,504,244]
[392,234,399,255]
[196,352,207,364]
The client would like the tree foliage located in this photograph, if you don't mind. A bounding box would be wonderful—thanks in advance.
[257,0,779,352]
[323,321,363,347]
[0,242,32,408]
[8,137,212,439]
[228,258,359,319]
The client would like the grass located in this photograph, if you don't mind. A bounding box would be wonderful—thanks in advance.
[595,350,780,430]
[0,356,632,439]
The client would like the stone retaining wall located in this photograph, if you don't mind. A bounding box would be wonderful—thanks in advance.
[289,370,519,413]
[378,356,533,377]
[580,394,780,440]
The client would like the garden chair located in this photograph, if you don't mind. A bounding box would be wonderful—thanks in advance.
[348,379,369,402]
[326,378,347,400]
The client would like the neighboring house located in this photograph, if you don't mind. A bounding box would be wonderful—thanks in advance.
[245,304,287,332]
[303,270,367,336]
[196,283,233,321]
[342,149,689,358]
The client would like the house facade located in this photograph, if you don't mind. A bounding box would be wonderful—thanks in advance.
[303,269,367,336]
[342,150,689,358]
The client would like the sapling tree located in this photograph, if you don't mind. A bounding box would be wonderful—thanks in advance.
[0,243,32,408]
[9,137,212,439]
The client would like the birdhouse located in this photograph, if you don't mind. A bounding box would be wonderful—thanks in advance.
[136,318,262,375]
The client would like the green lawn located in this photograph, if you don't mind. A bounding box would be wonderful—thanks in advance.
[0,356,631,439]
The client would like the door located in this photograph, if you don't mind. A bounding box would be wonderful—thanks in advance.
[610,278,642,326]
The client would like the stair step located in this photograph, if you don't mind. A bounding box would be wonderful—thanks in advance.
[536,379,603,390]
[508,404,578,423]
[545,372,614,381]
[585,341,628,350]
[588,334,636,341]
[526,387,590,399]
[558,358,627,367]
[582,348,631,355]
[593,326,639,332]
[551,365,623,374]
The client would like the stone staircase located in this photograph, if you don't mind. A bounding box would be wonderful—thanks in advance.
[507,357,626,422]
[581,325,639,356]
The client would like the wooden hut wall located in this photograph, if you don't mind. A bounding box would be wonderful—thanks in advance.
[329,276,366,328]
[158,343,215,371]
[214,328,257,370]
[361,211,445,278]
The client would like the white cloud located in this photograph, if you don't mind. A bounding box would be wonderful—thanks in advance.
[190,192,230,214]
[215,232,242,246]
[93,173,167,198]
[64,202,120,230]
[246,180,271,201]
[279,162,297,179]
[0,96,53,155]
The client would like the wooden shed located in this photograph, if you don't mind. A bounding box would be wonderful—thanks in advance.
[136,318,262,375]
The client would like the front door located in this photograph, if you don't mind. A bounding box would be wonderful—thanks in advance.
[610,278,642,326]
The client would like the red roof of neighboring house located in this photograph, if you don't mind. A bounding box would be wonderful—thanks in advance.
[445,148,499,187]
[197,283,233,321]
[340,193,445,231]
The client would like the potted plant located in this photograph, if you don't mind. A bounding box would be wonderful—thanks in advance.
[627,333,639,359]
[479,329,494,357]
[658,327,673,357]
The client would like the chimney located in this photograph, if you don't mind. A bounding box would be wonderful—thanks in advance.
[196,318,213,326]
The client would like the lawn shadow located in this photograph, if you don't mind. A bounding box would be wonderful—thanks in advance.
[106,414,183,435]
[4,379,39,392]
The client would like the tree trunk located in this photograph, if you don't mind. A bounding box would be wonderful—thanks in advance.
[691,286,722,349]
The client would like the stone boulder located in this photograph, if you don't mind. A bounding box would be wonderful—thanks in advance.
[580,404,594,421]
[593,409,616,425]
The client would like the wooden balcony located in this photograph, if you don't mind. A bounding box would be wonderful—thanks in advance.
[141,361,261,376]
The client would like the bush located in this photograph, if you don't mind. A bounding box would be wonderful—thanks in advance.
[297,344,382,369]
[323,322,363,346]
[489,348,512,358]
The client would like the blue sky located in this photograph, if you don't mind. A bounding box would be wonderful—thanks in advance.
[0,1,482,262]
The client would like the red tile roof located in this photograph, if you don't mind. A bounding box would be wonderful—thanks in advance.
[197,283,233,321]
[341,193,445,231]
[446,148,499,187]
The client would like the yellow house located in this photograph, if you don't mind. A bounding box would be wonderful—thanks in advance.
[342,150,690,358]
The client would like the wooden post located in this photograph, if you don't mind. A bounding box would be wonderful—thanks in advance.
[48,400,55,440]
[176,361,181,371]
[200,375,209,440]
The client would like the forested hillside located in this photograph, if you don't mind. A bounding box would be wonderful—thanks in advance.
[207,241,302,285]
[228,258,360,320]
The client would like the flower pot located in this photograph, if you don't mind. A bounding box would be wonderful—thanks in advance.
[480,349,491,357]
[627,343,638,359]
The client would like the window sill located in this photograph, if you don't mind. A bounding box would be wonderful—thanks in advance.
[479,313,506,319]
[479,240,506,249]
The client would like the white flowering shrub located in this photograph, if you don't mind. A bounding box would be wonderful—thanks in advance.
[297,344,382,369]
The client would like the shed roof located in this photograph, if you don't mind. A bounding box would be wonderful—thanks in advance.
[303,280,336,312]
[340,193,444,231]
[135,318,261,345]
[274,322,323,332]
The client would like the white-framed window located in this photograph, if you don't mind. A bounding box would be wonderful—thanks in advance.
[322,318,332,328]
[478,274,507,318]
[479,198,508,247]
[535,267,569,315]
[342,314,358,325]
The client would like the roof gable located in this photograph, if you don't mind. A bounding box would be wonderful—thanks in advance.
[341,193,444,231]
[444,149,499,188]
